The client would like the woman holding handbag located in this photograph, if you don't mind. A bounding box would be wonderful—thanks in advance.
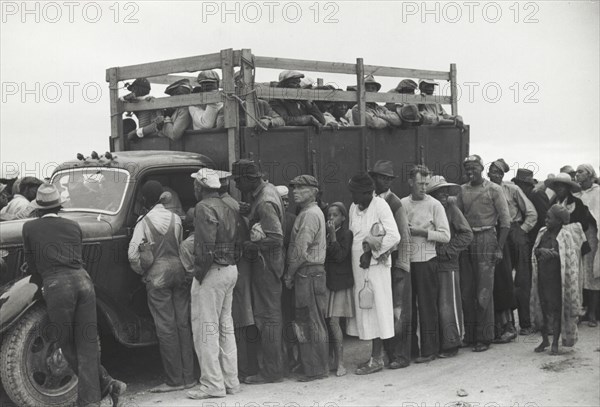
[345,173,400,375]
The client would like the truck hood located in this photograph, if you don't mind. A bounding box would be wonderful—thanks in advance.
[0,213,113,247]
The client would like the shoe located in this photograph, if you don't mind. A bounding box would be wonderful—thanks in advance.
[184,382,197,390]
[109,380,127,407]
[493,331,517,344]
[415,354,436,364]
[297,373,327,382]
[438,348,459,358]
[355,357,384,375]
[389,359,410,369]
[588,320,598,327]
[519,327,535,335]
[243,374,283,385]
[149,383,184,393]
[472,343,489,352]
[226,386,241,395]
[187,390,224,400]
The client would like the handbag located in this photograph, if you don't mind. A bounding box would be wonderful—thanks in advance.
[358,271,374,310]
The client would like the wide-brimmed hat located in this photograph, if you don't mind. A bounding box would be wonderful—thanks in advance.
[191,168,221,189]
[544,172,582,193]
[289,175,319,188]
[426,175,460,195]
[165,78,192,95]
[364,75,381,92]
[30,183,67,209]
[399,104,421,123]
[368,160,397,178]
[278,70,305,82]
[511,168,538,185]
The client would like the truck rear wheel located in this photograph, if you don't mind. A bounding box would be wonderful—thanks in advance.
[0,304,78,406]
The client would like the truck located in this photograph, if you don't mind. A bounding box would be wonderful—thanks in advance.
[0,48,468,406]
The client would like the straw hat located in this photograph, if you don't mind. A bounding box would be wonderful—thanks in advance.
[30,183,67,209]
[426,175,461,196]
[544,172,581,193]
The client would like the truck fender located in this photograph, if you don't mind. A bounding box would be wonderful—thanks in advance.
[0,275,43,335]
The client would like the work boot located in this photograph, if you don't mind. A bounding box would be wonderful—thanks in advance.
[109,380,127,407]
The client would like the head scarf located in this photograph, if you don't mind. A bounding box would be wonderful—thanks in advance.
[327,202,348,218]
[549,204,570,225]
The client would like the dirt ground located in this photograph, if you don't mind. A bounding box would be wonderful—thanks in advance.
[2,325,598,407]
[110,325,599,407]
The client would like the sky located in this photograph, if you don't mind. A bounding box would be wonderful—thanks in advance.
[1,0,599,182]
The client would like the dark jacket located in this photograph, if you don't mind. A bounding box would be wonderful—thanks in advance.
[22,216,84,280]
[325,226,354,291]
[525,188,550,243]
[436,202,473,272]
[552,194,592,232]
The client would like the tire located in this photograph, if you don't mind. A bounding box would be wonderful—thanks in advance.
[0,304,78,407]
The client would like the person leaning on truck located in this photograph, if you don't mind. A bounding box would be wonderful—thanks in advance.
[22,183,126,407]
[127,180,195,393]
[232,159,286,384]
[189,70,224,130]
[351,75,402,129]
[270,70,327,127]
[456,155,511,353]
[417,79,465,131]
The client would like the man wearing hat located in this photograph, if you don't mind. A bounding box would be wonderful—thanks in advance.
[231,159,286,384]
[418,79,464,130]
[512,168,550,246]
[270,70,326,127]
[368,160,412,369]
[23,184,126,406]
[128,180,195,393]
[283,175,328,381]
[189,70,224,130]
[560,165,577,181]
[186,169,241,399]
[351,75,402,129]
[457,155,511,352]
[385,79,419,118]
[427,175,473,358]
[489,158,538,337]
[400,165,451,363]
[127,78,193,142]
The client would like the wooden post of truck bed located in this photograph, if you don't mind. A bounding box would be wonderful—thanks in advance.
[220,48,240,170]
[107,67,124,151]
[450,63,458,116]
[356,58,366,127]
[241,49,257,128]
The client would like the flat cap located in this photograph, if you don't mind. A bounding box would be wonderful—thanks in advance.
[197,70,220,84]
[289,175,319,188]
[232,159,262,178]
[279,70,305,82]
[165,78,192,95]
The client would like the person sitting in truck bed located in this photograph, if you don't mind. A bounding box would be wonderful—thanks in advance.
[189,70,224,130]
[418,79,465,130]
[216,71,285,130]
[351,75,402,129]
[270,71,326,127]
[121,78,161,140]
[127,79,193,142]
[314,85,351,128]
[385,79,418,112]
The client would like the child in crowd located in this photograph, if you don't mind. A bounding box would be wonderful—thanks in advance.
[324,202,354,376]
[530,204,581,354]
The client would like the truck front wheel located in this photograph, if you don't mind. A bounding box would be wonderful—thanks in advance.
[0,304,78,406]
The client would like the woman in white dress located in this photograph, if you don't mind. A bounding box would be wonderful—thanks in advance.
[346,173,400,375]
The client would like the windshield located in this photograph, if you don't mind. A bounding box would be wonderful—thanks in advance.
[51,168,130,215]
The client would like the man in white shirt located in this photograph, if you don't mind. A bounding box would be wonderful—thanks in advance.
[189,70,223,130]
[400,165,451,363]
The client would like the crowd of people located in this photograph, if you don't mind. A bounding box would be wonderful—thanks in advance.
[121,70,465,142]
[2,145,599,405]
